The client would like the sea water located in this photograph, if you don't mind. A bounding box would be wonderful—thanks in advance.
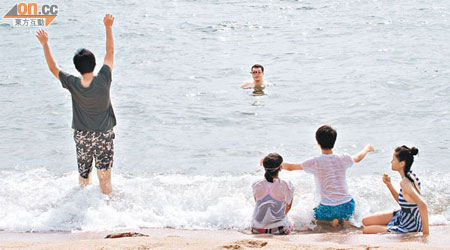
[1,0,450,232]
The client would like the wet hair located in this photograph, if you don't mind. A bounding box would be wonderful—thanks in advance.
[263,153,283,183]
[251,64,264,73]
[73,48,96,74]
[316,125,337,150]
[394,145,419,184]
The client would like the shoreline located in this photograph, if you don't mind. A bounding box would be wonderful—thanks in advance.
[1,226,450,250]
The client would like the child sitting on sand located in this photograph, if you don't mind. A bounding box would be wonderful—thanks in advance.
[362,146,429,234]
[282,125,374,227]
[252,153,294,235]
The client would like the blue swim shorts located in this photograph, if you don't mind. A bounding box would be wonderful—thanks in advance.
[314,199,355,221]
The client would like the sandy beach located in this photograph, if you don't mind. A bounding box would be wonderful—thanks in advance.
[1,226,450,250]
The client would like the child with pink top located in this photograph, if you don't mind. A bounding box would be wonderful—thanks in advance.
[252,153,294,235]
[282,125,374,226]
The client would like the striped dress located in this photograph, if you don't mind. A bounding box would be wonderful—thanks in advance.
[387,171,423,233]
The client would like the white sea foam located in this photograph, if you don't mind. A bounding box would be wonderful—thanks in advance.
[1,168,448,232]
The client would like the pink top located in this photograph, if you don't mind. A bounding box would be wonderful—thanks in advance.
[252,178,295,202]
[251,178,294,229]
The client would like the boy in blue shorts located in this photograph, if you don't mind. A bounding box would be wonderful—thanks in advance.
[282,125,374,226]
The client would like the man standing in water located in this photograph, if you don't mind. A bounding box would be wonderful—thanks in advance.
[241,64,270,92]
[36,14,116,195]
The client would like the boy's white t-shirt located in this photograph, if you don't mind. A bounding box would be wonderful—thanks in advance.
[301,154,354,206]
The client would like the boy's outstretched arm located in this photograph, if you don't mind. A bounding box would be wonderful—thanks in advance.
[103,14,114,71]
[36,29,60,79]
[353,144,374,163]
[281,162,303,171]
[259,158,303,171]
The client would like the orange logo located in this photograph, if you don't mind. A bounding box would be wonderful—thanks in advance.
[3,3,58,27]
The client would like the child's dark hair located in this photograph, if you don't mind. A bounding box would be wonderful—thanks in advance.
[73,48,96,74]
[316,125,337,149]
[251,64,264,73]
[263,153,283,183]
[394,145,419,184]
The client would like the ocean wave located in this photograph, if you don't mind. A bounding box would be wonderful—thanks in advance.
[0,168,448,232]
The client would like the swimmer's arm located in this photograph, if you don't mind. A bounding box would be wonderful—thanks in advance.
[103,14,114,71]
[401,180,429,234]
[241,82,252,88]
[281,162,303,171]
[352,144,374,163]
[36,29,60,79]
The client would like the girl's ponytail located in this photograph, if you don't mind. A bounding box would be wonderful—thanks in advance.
[264,170,273,183]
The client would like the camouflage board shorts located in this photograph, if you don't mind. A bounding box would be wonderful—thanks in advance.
[74,129,115,179]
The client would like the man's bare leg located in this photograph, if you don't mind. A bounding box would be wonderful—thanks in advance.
[97,168,112,195]
[79,172,92,187]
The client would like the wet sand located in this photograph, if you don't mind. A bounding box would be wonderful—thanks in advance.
[1,226,449,250]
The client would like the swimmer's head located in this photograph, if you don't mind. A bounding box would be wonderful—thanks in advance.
[316,125,337,150]
[73,49,96,74]
[250,64,264,81]
[263,153,283,183]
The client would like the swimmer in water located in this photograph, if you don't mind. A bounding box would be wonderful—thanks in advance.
[241,64,270,94]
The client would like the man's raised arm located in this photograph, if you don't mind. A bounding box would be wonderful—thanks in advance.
[36,29,60,79]
[103,14,114,71]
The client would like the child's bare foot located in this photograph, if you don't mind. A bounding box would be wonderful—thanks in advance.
[331,219,339,228]
[341,220,351,228]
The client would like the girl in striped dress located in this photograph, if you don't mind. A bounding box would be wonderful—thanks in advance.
[362,146,429,235]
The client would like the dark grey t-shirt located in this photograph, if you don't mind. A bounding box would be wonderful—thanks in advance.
[59,64,117,132]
